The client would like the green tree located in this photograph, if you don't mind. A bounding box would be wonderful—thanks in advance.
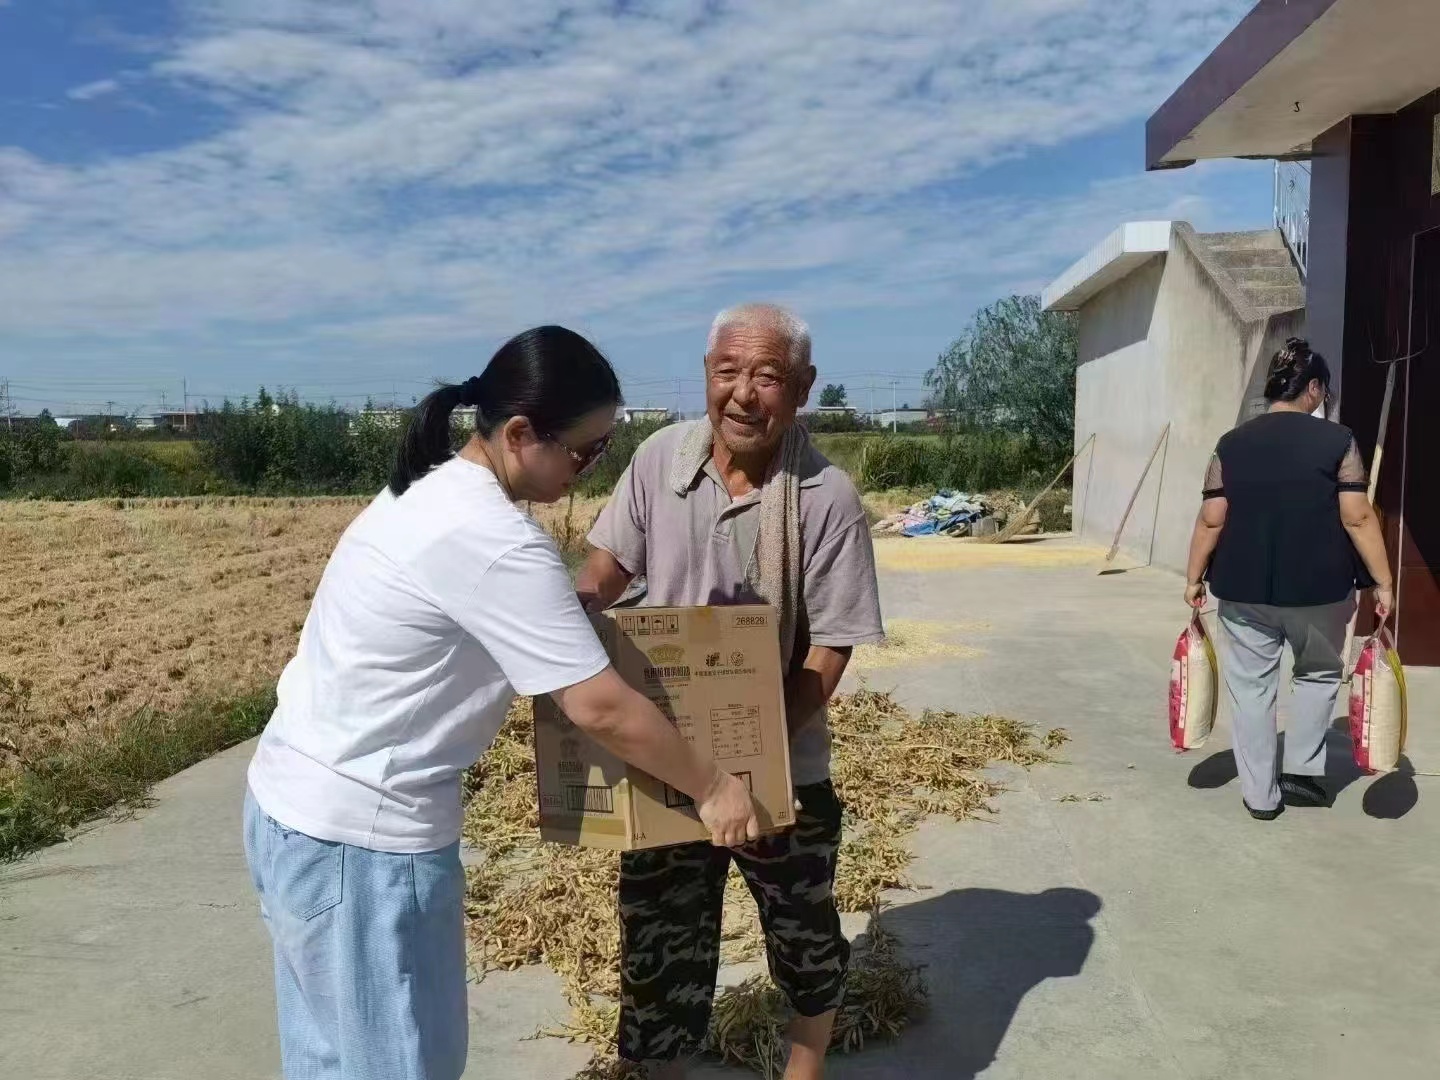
[925,294,1077,455]
[818,383,848,408]
[18,411,64,475]
[351,400,409,493]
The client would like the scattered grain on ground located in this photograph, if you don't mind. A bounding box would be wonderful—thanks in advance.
[853,618,985,669]
[872,535,1105,573]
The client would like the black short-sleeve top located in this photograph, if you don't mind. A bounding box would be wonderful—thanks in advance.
[1203,411,1372,606]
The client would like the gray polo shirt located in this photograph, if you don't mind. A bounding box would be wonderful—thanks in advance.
[588,421,885,785]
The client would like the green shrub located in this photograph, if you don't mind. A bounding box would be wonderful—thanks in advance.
[574,418,673,497]
[858,433,1059,493]
[0,413,65,488]
[811,433,887,477]
[67,445,177,496]
[201,391,403,495]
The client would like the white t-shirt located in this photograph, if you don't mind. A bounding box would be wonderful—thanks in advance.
[247,457,610,853]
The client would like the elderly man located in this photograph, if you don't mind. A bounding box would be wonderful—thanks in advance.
[577,303,884,1080]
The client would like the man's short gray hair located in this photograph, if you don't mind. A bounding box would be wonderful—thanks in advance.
[706,303,812,372]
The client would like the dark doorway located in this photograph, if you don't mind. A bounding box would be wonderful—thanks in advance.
[1399,229,1440,663]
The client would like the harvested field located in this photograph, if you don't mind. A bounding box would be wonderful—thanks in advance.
[0,495,605,771]
[0,497,365,767]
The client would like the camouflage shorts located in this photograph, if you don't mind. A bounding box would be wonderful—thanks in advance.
[616,781,848,1064]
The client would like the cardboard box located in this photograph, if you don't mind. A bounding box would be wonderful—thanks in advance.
[534,604,795,850]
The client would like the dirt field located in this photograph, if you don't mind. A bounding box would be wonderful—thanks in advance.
[0,495,606,768]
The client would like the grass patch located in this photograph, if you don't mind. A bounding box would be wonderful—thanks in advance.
[0,686,275,861]
[857,432,1061,493]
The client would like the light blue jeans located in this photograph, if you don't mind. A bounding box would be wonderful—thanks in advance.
[243,791,468,1080]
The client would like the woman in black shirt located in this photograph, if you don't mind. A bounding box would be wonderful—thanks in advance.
[1184,339,1394,820]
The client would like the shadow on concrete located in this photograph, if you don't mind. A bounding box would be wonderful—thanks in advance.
[845,886,1102,1079]
[1187,725,1370,806]
[1187,749,1238,789]
[1313,726,1370,804]
[1363,759,1420,819]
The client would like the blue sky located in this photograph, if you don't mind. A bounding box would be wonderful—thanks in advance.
[0,0,1271,418]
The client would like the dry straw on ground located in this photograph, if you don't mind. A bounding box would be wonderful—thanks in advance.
[463,689,1066,1078]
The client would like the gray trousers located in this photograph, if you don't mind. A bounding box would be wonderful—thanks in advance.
[1215,597,1354,811]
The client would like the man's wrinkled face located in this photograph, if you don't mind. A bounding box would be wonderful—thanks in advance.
[705,325,814,458]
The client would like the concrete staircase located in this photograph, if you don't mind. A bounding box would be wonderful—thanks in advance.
[1194,229,1305,315]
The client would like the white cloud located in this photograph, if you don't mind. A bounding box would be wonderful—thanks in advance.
[66,78,122,101]
[1,0,1259,357]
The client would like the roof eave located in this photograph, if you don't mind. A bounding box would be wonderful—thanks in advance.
[1145,0,1342,170]
[1042,222,1173,312]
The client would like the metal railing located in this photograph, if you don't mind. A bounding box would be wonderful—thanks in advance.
[1274,160,1311,278]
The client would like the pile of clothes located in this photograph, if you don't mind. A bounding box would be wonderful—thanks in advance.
[872,491,995,538]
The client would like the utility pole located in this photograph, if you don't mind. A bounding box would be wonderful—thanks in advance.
[1,378,11,433]
[891,380,898,433]
[182,377,190,432]
[106,400,114,434]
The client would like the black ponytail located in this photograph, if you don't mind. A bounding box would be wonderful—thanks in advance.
[389,326,622,496]
[1264,337,1331,403]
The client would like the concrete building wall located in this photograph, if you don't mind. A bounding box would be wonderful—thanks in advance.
[1072,257,1166,558]
[1071,235,1305,572]
[1144,234,1249,572]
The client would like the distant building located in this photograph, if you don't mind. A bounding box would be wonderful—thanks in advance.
[131,410,201,433]
[5,415,53,433]
[354,406,406,429]
[867,408,931,428]
[157,410,199,433]
[620,407,673,424]
[805,405,856,417]
[351,406,472,432]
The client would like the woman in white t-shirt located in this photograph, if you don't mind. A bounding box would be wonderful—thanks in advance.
[243,326,757,1080]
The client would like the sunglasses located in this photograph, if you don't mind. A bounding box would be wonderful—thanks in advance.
[545,430,613,477]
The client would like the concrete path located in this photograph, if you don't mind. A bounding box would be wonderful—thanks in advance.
[4,539,1438,1079]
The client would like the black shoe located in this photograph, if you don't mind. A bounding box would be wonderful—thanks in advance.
[1244,800,1284,821]
[1280,774,1329,807]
